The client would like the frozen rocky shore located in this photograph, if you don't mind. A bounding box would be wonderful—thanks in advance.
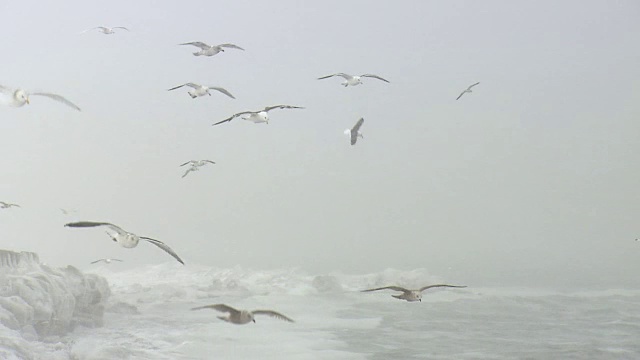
[0,250,110,359]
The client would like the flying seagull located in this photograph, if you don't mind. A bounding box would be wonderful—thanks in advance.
[345,118,364,145]
[180,160,215,178]
[0,201,20,209]
[81,26,129,35]
[60,208,78,215]
[168,83,235,99]
[90,258,123,264]
[456,82,480,100]
[212,105,304,126]
[191,304,294,325]
[64,221,185,265]
[0,85,81,111]
[179,42,244,57]
[317,73,390,87]
[361,284,467,302]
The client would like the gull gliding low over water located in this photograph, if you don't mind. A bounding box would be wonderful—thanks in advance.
[191,304,294,325]
[345,118,364,145]
[212,105,304,126]
[90,258,123,264]
[0,85,81,111]
[64,221,185,265]
[317,73,390,87]
[456,82,480,100]
[81,26,129,34]
[361,284,467,302]
[179,42,244,57]
[0,201,20,209]
[168,83,235,99]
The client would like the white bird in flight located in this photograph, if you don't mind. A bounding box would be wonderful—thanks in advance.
[179,42,244,57]
[64,221,185,265]
[180,160,216,178]
[456,82,480,100]
[81,26,129,35]
[0,85,81,111]
[345,118,364,146]
[317,73,390,87]
[361,284,467,302]
[191,304,294,325]
[168,83,235,99]
[213,105,304,126]
[0,201,20,209]
[90,258,123,264]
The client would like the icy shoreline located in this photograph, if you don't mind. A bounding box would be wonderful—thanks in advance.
[0,249,110,358]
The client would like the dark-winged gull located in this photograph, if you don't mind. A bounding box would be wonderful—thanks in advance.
[64,221,185,265]
[212,105,304,126]
[345,118,364,145]
[168,83,235,99]
[361,284,467,302]
[179,42,244,57]
[191,304,294,325]
[0,201,20,209]
[456,82,480,100]
[317,73,389,87]
[0,84,80,111]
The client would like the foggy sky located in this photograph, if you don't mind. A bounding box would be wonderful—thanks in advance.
[1,0,639,289]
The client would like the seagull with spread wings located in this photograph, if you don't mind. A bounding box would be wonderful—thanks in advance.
[0,84,81,111]
[0,201,20,209]
[317,73,390,87]
[81,26,129,35]
[168,83,235,99]
[90,258,123,264]
[180,160,216,178]
[456,82,480,100]
[191,304,294,325]
[64,221,184,265]
[361,284,467,302]
[179,42,244,57]
[212,105,304,126]
[345,118,364,146]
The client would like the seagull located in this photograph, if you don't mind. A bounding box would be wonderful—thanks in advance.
[64,221,185,265]
[361,284,467,302]
[456,82,480,100]
[81,26,129,35]
[90,258,123,264]
[168,83,235,99]
[180,160,215,178]
[0,85,81,111]
[0,201,20,209]
[344,118,364,145]
[60,208,77,215]
[191,304,294,325]
[179,42,244,57]
[212,105,304,126]
[317,73,390,87]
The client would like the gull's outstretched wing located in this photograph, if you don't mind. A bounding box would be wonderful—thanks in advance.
[418,284,467,292]
[456,91,466,100]
[468,82,480,89]
[168,83,199,91]
[252,310,294,322]
[112,27,130,31]
[202,160,216,164]
[30,93,81,111]
[180,160,195,167]
[317,73,351,80]
[179,42,211,49]
[212,111,253,126]
[64,221,127,236]
[182,167,196,178]
[192,304,240,315]
[81,27,107,34]
[263,104,305,112]
[218,43,244,50]
[140,237,185,265]
[360,74,390,83]
[361,286,410,293]
[208,87,235,99]
[90,259,105,264]
[350,118,364,145]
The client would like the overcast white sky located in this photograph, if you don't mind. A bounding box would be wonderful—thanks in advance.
[1,0,639,289]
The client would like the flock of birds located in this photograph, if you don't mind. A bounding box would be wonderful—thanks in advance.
[0,25,474,326]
